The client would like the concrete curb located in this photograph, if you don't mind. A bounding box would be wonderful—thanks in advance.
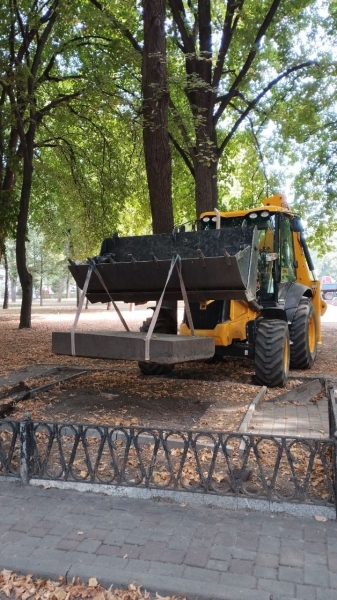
[30,478,336,519]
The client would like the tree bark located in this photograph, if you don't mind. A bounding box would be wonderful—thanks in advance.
[142,0,173,234]
[16,127,35,329]
[2,251,9,309]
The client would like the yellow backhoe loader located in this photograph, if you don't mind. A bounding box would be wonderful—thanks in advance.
[58,194,326,387]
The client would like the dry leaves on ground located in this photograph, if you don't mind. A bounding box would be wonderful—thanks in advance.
[0,571,185,600]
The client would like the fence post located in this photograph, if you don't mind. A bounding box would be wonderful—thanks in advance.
[20,412,32,484]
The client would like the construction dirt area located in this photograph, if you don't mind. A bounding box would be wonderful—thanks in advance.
[0,302,336,434]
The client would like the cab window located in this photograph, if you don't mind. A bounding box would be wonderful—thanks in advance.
[280,216,296,283]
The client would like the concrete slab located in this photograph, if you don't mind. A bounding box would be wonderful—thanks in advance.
[52,331,215,364]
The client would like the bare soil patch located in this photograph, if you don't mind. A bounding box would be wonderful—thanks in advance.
[0,304,336,431]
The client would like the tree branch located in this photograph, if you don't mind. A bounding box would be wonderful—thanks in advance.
[168,133,194,176]
[214,0,282,124]
[218,61,316,156]
[89,0,142,54]
[37,90,84,118]
[212,0,245,88]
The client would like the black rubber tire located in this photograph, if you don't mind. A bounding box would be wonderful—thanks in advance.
[138,307,177,376]
[255,319,290,387]
[289,298,317,369]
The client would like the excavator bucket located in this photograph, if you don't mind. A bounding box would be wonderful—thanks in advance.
[69,226,260,305]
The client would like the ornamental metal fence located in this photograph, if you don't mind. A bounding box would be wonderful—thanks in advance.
[0,414,336,509]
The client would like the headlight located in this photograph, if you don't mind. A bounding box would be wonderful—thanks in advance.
[260,210,270,217]
[249,212,258,219]
[203,217,210,222]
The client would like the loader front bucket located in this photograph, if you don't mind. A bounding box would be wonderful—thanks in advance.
[69,226,259,304]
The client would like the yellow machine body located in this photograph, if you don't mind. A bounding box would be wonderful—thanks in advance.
[180,194,326,348]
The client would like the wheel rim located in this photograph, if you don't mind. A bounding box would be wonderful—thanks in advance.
[308,314,316,353]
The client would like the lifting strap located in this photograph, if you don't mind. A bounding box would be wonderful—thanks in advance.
[145,254,195,361]
[70,261,129,356]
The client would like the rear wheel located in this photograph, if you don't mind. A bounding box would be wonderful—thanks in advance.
[138,307,177,376]
[289,298,317,369]
[255,319,290,387]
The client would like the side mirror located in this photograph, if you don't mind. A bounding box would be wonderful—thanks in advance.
[290,217,303,233]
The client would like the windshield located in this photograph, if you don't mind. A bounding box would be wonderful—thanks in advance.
[201,211,278,301]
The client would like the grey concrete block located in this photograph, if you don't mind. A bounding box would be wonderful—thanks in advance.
[184,545,210,567]
[304,563,329,587]
[253,566,277,580]
[258,578,295,596]
[295,583,317,600]
[52,331,215,363]
[148,561,184,578]
[279,565,304,584]
[183,565,220,583]
[206,559,230,572]
[209,544,234,561]
[229,558,254,575]
[220,572,257,588]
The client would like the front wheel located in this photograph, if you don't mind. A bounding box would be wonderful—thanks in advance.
[255,319,290,387]
[289,298,317,369]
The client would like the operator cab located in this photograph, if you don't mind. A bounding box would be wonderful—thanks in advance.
[200,209,298,305]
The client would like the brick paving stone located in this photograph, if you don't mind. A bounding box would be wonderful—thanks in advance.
[253,566,277,580]
[0,531,24,544]
[29,528,53,538]
[304,526,327,543]
[328,552,337,572]
[255,552,279,568]
[258,535,281,554]
[330,572,337,589]
[258,578,295,596]
[316,590,337,600]
[304,541,326,555]
[235,534,259,552]
[220,572,257,588]
[295,583,317,600]
[159,548,185,564]
[104,529,130,545]
[184,545,210,568]
[92,555,127,569]
[148,561,184,578]
[229,558,254,575]
[183,566,221,584]
[304,563,330,587]
[206,559,229,572]
[123,558,151,572]
[279,565,304,584]
[117,543,141,559]
[139,541,167,561]
[76,539,102,553]
[96,545,120,557]
[305,551,327,565]
[280,547,304,567]
[56,539,79,551]
[232,548,256,560]
[209,544,234,561]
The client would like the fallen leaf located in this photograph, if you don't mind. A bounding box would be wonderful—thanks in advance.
[88,578,98,587]
[314,515,327,522]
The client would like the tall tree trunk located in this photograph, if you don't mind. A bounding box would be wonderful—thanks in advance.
[2,251,9,309]
[16,128,35,329]
[142,0,173,234]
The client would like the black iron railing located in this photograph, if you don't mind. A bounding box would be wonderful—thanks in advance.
[0,415,336,508]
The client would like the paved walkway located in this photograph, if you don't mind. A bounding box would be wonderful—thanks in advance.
[249,398,329,438]
[0,481,336,599]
